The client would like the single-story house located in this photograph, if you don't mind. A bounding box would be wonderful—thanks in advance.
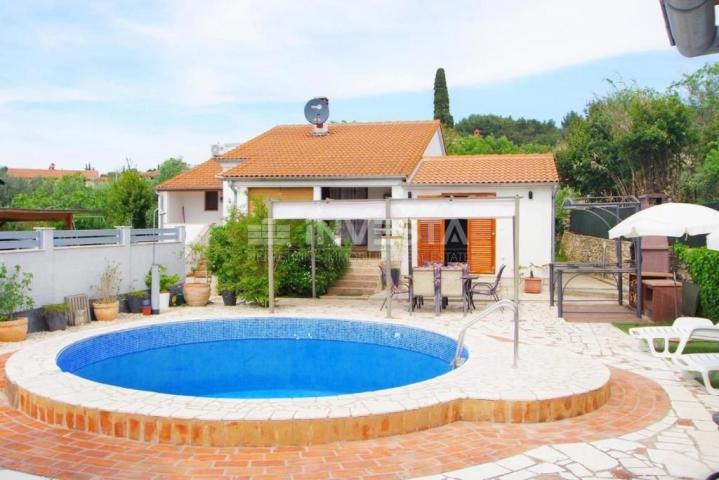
[157,120,558,277]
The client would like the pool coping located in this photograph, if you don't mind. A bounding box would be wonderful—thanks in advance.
[5,313,611,446]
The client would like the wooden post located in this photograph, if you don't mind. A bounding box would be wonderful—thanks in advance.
[385,198,392,318]
[513,195,520,368]
[310,221,317,299]
[268,201,275,313]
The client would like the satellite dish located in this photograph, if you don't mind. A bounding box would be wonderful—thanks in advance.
[304,97,329,126]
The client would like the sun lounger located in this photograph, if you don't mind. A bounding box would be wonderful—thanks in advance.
[671,327,719,395]
[629,317,715,358]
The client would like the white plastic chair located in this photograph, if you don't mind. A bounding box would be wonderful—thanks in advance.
[629,317,716,358]
[412,267,439,315]
[671,327,719,395]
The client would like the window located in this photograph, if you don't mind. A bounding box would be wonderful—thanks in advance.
[204,191,219,211]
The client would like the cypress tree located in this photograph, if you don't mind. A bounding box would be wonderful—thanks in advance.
[433,68,454,128]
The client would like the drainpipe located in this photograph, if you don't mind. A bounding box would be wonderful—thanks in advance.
[229,181,240,217]
[661,0,719,57]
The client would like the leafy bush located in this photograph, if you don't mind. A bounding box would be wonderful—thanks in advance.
[144,265,180,293]
[207,203,350,305]
[207,203,272,306]
[276,221,350,297]
[674,243,719,322]
[0,264,34,321]
[41,303,70,314]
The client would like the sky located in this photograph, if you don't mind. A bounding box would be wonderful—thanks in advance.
[0,0,715,172]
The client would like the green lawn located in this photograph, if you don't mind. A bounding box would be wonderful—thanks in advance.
[613,322,719,388]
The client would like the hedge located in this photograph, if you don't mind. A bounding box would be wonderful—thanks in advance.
[674,243,719,322]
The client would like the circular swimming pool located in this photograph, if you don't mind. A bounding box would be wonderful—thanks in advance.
[56,318,465,398]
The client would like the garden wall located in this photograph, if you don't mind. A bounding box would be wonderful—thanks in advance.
[0,227,185,331]
[561,231,631,265]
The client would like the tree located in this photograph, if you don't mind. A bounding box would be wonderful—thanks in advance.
[433,68,454,128]
[9,174,108,228]
[446,134,551,155]
[154,157,189,185]
[671,62,719,158]
[556,87,695,197]
[105,170,155,228]
[455,114,560,146]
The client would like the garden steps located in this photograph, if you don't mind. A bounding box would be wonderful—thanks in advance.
[324,258,381,297]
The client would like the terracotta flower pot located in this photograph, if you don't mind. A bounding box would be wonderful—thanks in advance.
[183,283,211,307]
[523,277,543,294]
[0,317,28,342]
[93,300,119,321]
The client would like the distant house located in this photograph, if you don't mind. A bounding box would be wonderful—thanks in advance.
[7,164,100,183]
[157,120,558,276]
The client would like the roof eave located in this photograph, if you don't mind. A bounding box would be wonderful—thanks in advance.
[219,174,408,181]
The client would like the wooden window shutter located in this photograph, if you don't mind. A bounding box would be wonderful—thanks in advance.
[417,220,444,266]
[467,219,496,274]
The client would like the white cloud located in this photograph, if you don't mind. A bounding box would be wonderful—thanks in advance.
[109,0,669,104]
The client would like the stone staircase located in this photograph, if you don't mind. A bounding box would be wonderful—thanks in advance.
[324,258,381,297]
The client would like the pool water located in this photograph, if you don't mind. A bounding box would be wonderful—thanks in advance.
[57,318,464,399]
[69,338,450,398]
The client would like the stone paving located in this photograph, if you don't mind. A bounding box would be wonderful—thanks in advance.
[0,297,717,479]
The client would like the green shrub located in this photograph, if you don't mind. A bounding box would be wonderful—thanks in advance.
[207,203,349,305]
[276,222,350,297]
[0,264,34,321]
[128,289,148,299]
[674,243,719,322]
[145,265,180,293]
[207,203,272,306]
[41,303,69,314]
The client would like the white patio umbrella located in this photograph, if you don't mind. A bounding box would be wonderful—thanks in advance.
[608,203,719,239]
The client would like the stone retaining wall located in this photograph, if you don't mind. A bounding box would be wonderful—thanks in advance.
[561,232,631,265]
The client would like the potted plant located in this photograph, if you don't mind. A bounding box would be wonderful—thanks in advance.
[145,266,179,312]
[219,280,237,306]
[522,264,543,294]
[184,240,212,307]
[127,290,148,314]
[93,262,121,321]
[0,264,34,342]
[41,303,69,331]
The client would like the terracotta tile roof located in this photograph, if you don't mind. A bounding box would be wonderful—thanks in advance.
[7,167,99,180]
[221,121,440,178]
[410,154,558,185]
[156,160,222,191]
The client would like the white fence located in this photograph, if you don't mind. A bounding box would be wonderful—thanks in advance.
[0,227,186,307]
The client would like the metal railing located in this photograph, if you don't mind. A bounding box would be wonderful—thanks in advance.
[452,299,519,369]
[130,228,180,243]
[54,229,121,247]
[0,231,41,250]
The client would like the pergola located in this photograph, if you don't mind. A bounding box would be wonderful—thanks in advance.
[266,196,523,361]
[0,208,98,229]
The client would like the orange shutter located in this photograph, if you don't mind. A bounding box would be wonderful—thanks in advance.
[467,219,496,274]
[417,220,444,266]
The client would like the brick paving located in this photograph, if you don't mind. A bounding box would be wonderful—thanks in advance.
[0,350,668,480]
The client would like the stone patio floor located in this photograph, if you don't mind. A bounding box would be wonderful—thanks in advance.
[0,297,717,480]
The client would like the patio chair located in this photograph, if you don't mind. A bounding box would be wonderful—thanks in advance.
[378,265,411,311]
[411,266,440,315]
[468,264,506,310]
[440,267,467,313]
[671,327,719,396]
[629,317,716,358]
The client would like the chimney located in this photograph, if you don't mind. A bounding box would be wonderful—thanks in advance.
[311,97,329,136]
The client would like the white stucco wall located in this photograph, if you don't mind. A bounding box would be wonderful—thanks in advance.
[160,190,223,244]
[402,184,556,278]
[0,228,186,306]
[422,129,445,156]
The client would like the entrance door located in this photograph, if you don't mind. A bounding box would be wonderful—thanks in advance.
[417,220,444,266]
